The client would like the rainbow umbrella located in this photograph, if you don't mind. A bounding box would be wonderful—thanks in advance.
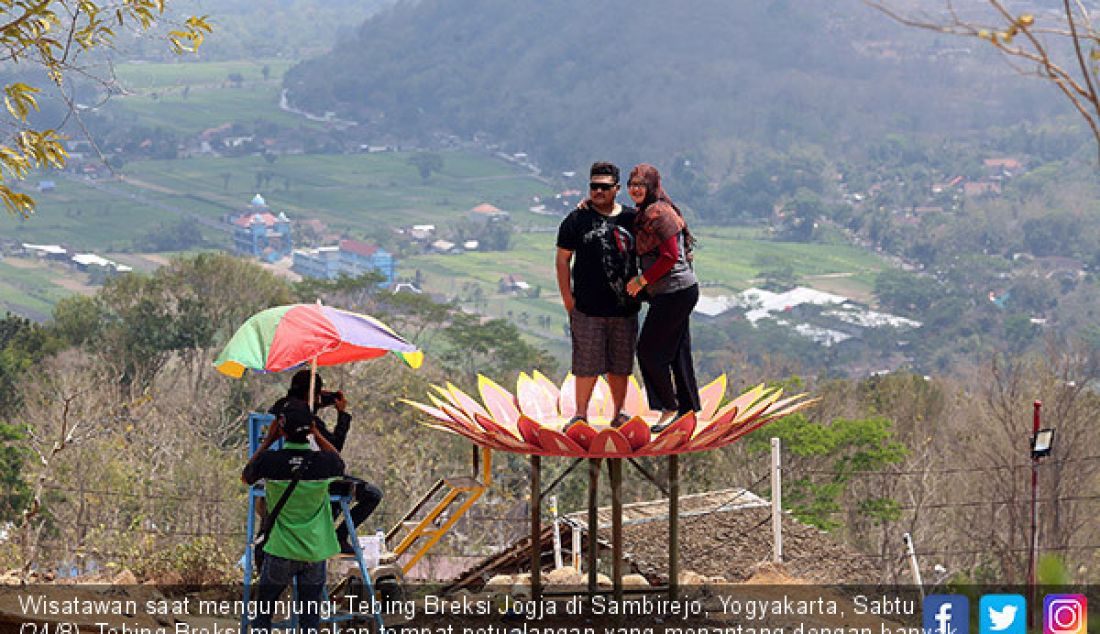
[214,303,423,385]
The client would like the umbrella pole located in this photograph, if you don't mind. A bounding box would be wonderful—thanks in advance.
[308,357,318,412]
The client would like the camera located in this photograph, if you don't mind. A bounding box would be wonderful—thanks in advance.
[319,390,343,407]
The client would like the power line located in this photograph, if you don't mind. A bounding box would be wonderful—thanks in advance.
[788,453,1100,477]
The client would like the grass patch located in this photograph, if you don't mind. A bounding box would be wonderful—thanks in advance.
[113,59,296,89]
[0,259,88,320]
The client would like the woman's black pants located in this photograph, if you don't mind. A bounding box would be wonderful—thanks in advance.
[637,283,700,415]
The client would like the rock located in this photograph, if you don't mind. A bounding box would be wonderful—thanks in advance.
[744,561,803,585]
[485,574,513,590]
[113,569,138,585]
[544,566,584,586]
[678,570,708,586]
[596,573,612,587]
[622,574,649,587]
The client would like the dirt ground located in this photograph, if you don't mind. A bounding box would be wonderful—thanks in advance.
[606,505,880,585]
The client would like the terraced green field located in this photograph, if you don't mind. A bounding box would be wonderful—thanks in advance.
[1,58,891,329]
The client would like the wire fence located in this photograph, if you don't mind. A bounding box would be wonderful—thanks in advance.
[16,454,1100,579]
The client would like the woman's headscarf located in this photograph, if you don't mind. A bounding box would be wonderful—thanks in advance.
[631,163,694,256]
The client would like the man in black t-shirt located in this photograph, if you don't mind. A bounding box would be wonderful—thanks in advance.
[269,369,382,554]
[555,161,639,430]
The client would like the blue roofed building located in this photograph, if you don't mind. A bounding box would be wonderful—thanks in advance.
[231,194,292,262]
[291,239,395,286]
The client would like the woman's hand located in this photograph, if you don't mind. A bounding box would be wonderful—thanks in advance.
[626,275,646,297]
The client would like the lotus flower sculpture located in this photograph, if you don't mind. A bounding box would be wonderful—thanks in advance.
[403,372,815,458]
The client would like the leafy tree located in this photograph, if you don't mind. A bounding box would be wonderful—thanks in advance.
[0,2,211,216]
[874,269,942,316]
[869,2,1100,162]
[136,218,204,252]
[439,313,556,384]
[0,422,31,522]
[60,254,293,393]
[777,188,823,242]
[747,413,908,530]
[407,152,444,181]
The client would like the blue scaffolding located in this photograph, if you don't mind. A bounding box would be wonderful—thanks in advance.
[241,413,383,633]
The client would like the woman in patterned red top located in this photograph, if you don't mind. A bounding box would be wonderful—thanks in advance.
[625,163,700,433]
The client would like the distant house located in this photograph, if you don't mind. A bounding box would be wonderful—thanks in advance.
[339,239,395,286]
[37,180,56,192]
[409,224,435,241]
[467,203,509,224]
[71,253,132,273]
[499,274,530,294]
[392,282,422,295]
[230,194,292,262]
[963,181,1001,198]
[430,240,457,253]
[22,243,69,261]
[984,157,1023,177]
[554,189,583,212]
[291,246,341,279]
[291,239,395,286]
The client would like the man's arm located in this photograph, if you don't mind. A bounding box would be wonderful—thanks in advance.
[312,421,341,455]
[242,416,282,484]
[331,393,350,451]
[555,247,575,314]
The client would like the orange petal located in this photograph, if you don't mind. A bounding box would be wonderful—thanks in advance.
[589,377,614,422]
[517,414,543,445]
[517,373,557,421]
[617,417,651,450]
[558,374,577,419]
[624,376,652,419]
[697,374,727,420]
[478,374,520,431]
[447,382,490,420]
[565,420,598,450]
[535,427,586,456]
[588,429,633,456]
[532,370,561,404]
[639,412,696,454]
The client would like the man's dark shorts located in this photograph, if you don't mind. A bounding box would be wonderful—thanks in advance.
[570,309,637,376]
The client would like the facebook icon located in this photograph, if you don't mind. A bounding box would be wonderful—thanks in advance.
[924,595,970,634]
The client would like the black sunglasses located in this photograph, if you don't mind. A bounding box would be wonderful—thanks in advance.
[589,182,616,191]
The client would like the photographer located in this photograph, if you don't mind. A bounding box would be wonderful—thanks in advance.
[269,369,383,554]
[243,400,344,634]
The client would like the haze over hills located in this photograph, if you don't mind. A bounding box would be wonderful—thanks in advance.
[284,0,1073,175]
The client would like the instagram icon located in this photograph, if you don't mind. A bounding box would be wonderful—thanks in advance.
[1044,595,1087,634]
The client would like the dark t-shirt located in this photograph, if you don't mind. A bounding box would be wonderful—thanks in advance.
[556,202,639,317]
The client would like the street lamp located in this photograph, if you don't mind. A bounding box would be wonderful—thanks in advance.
[1027,401,1056,629]
[1032,428,1055,458]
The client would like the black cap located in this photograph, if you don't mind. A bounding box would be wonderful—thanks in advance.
[281,400,313,443]
[289,369,323,400]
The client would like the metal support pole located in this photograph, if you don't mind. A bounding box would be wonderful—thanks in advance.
[572,523,582,571]
[903,532,924,601]
[669,453,680,600]
[530,455,541,601]
[550,495,563,570]
[1028,400,1041,630]
[610,458,623,603]
[587,458,601,598]
[771,437,783,563]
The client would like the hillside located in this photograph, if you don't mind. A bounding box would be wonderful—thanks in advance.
[284,0,1069,175]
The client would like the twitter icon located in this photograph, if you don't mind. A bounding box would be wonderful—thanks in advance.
[980,594,1026,634]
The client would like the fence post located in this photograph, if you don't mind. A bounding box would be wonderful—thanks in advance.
[550,495,563,570]
[904,532,924,600]
[771,437,782,563]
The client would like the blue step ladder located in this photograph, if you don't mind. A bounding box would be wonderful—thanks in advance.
[241,413,383,633]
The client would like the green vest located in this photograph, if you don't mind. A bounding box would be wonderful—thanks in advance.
[263,443,340,562]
